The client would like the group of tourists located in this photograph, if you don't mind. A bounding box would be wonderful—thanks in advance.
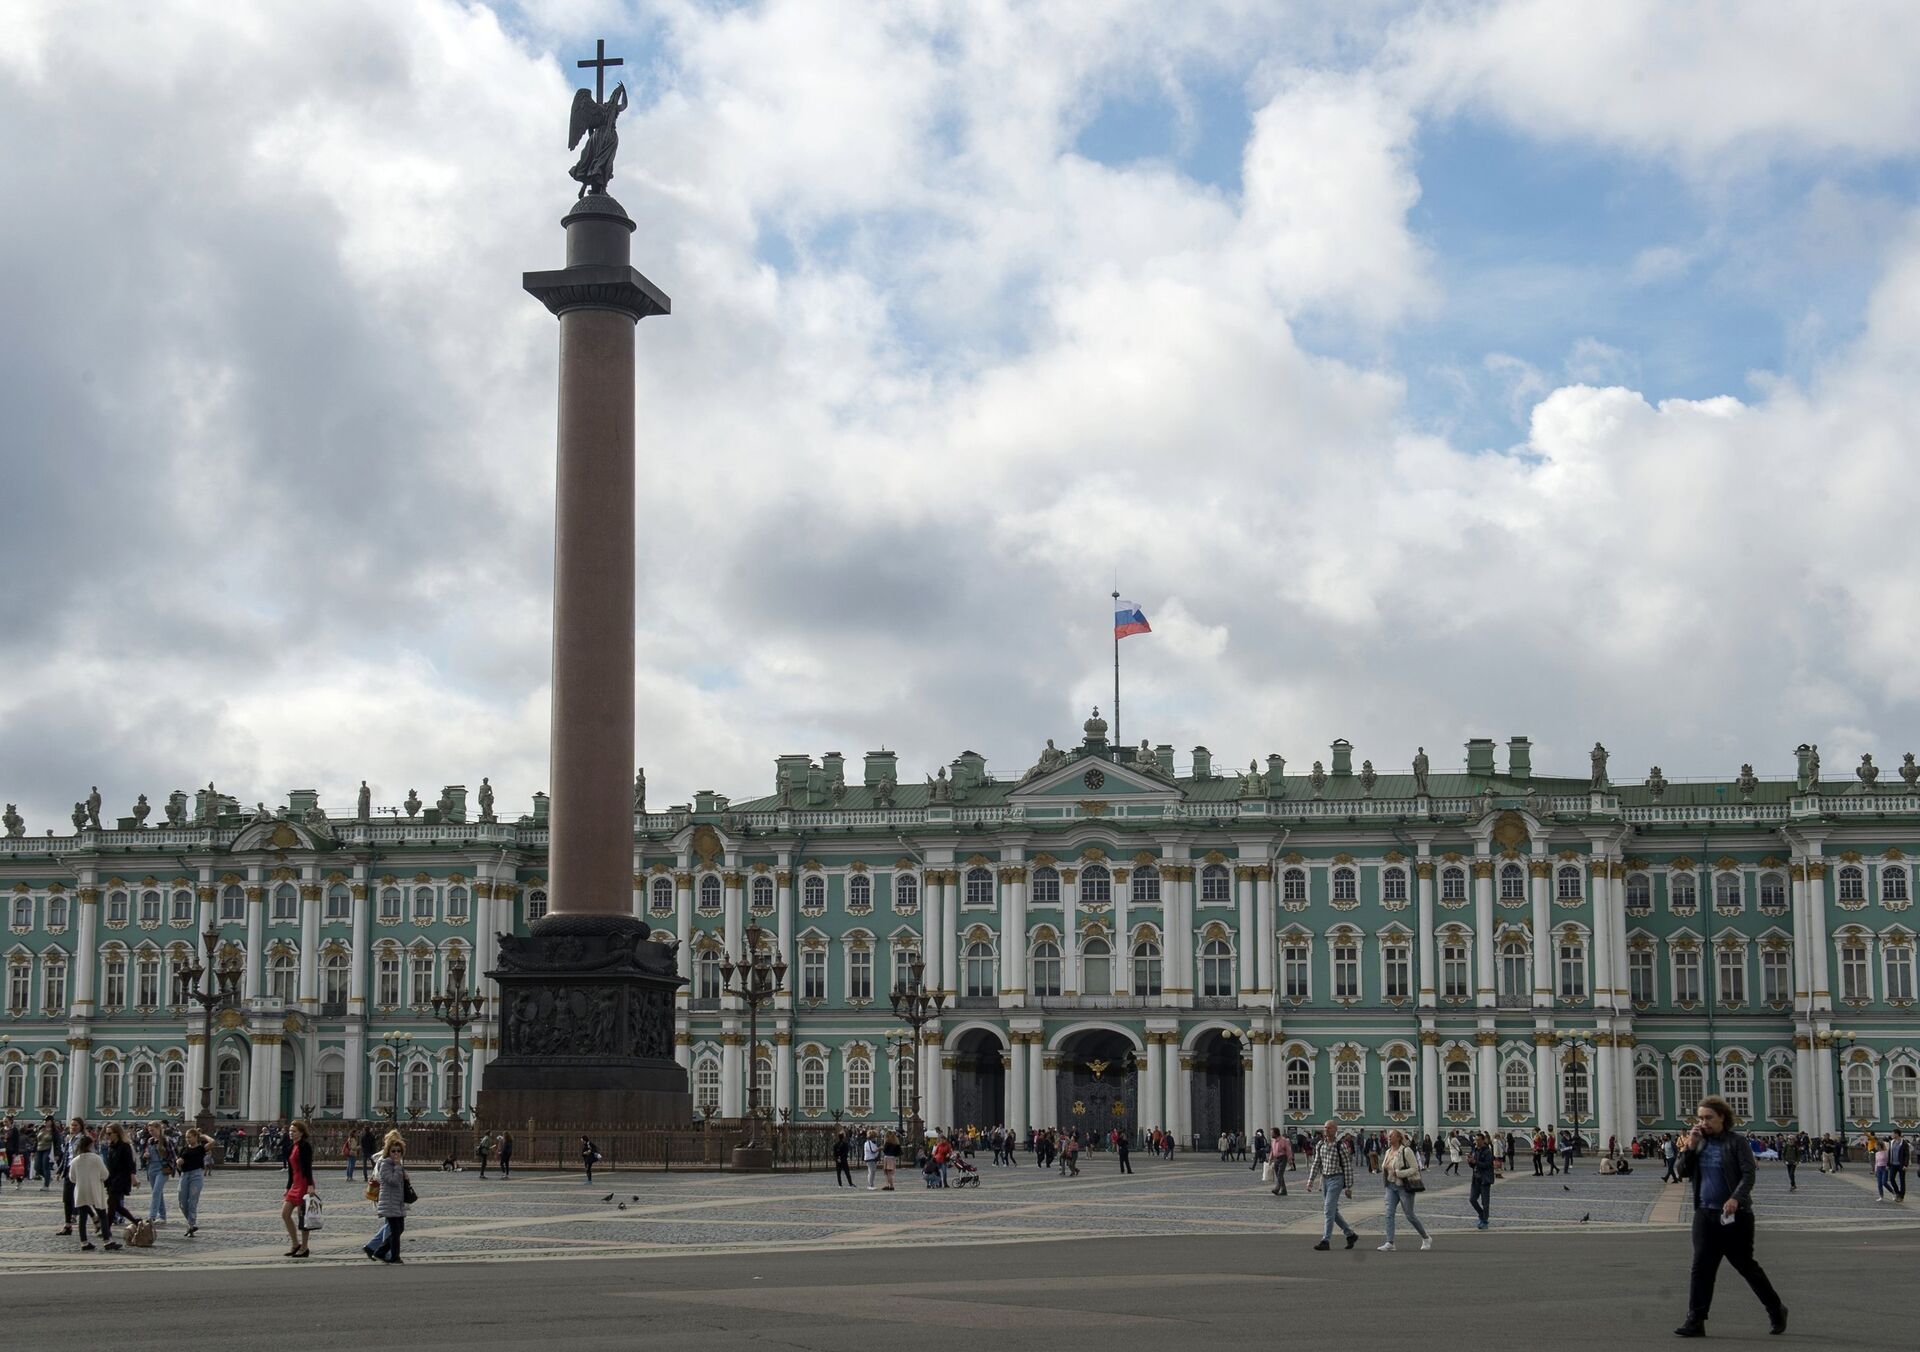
[829,1127,905,1188]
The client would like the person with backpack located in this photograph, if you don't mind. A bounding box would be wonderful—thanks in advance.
[1378,1128,1432,1252]
[368,1133,412,1263]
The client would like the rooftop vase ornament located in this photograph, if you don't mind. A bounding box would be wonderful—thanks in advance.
[404,789,421,819]
[1358,761,1377,797]
[1646,767,1668,800]
[1308,762,1327,798]
[2,804,21,838]
[1859,753,1880,787]
[1904,753,1919,791]
[1736,764,1759,801]
[131,794,150,828]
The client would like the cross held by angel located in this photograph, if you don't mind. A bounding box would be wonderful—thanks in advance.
[569,40,629,199]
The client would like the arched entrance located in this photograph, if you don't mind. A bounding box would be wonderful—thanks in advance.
[950,1029,1006,1130]
[1055,1029,1138,1144]
[1189,1029,1245,1147]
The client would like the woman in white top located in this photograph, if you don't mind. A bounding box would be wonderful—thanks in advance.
[1379,1129,1432,1252]
[67,1135,110,1252]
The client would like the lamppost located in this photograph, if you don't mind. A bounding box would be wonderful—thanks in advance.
[883,1028,915,1136]
[379,1031,414,1122]
[1832,1029,1859,1147]
[889,955,944,1146]
[176,929,243,1134]
[718,921,786,1169]
[1561,1035,1594,1163]
[430,954,485,1125]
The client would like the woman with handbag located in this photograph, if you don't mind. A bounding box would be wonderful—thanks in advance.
[369,1134,412,1263]
[101,1124,139,1235]
[280,1118,317,1258]
[1378,1129,1432,1251]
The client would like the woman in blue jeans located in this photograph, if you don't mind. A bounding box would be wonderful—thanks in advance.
[1468,1131,1496,1230]
[1378,1129,1432,1251]
[141,1121,176,1223]
[176,1127,208,1236]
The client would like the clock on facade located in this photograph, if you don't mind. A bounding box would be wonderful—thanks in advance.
[1083,769,1106,790]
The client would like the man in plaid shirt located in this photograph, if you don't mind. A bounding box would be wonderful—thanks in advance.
[1305,1119,1359,1249]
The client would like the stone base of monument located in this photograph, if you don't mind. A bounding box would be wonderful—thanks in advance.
[728,1146,775,1172]
[477,914,692,1127]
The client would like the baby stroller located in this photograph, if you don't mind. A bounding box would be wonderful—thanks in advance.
[949,1156,981,1189]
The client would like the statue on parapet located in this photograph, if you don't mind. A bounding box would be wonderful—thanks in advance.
[1021,738,1068,784]
[85,786,103,831]
[874,775,896,809]
[70,802,87,832]
[357,780,372,821]
[2,804,22,838]
[201,782,220,825]
[927,767,953,803]
[1590,743,1609,790]
[1903,753,1919,791]
[632,767,646,815]
[478,777,496,823]
[1412,747,1430,797]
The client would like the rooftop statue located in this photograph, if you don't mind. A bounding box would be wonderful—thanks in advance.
[1590,742,1609,790]
[358,780,372,821]
[70,802,87,831]
[632,767,646,814]
[568,40,629,199]
[85,785,102,830]
[2,803,22,838]
[1020,738,1068,784]
[1903,753,1919,790]
[1646,766,1668,800]
[479,777,496,823]
[1412,747,1429,797]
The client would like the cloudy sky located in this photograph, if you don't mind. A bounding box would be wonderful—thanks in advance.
[4,0,1919,829]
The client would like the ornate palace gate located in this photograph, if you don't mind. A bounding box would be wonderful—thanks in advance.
[1055,1030,1139,1139]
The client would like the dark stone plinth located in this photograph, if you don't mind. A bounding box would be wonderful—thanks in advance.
[477,914,691,1127]
[729,1146,774,1173]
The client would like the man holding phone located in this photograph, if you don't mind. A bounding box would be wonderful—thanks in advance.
[1673,1095,1787,1338]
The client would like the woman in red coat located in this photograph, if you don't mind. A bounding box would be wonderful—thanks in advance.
[280,1119,318,1258]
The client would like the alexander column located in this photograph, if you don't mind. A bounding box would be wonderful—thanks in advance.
[478,40,690,1127]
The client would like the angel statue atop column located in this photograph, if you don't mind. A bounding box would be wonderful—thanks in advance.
[569,81,629,199]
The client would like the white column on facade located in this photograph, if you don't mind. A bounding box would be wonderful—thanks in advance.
[1236,866,1256,990]
[74,887,99,1011]
[1027,1035,1046,1131]
[1476,1034,1499,1135]
[1473,856,1496,1009]
[196,867,216,939]
[722,869,744,960]
[243,874,265,1002]
[1008,1035,1030,1130]
[1610,863,1631,1005]
[675,871,694,1007]
[1535,1033,1557,1128]
[1616,1038,1636,1145]
[66,1041,92,1120]
[1002,866,1027,1007]
[1805,860,1832,1012]
[297,869,320,1008]
[1249,1035,1271,1133]
[1142,1035,1163,1134]
[1254,866,1275,996]
[720,1033,743,1117]
[348,867,370,1020]
[630,854,646,922]
[1595,1036,1616,1147]
[920,871,942,996]
[1113,869,1131,996]
[1171,867,1193,1009]
[1590,857,1615,1012]
[1530,853,1553,1009]
[1416,853,1436,1009]
[774,1032,793,1115]
[774,864,792,1009]
[343,1023,365,1118]
[1789,866,1811,1008]
[940,870,960,997]
[1419,1034,1440,1139]
[1061,869,1079,996]
[1173,1049,1192,1147]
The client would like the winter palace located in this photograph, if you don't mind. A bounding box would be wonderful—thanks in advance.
[3,715,1917,1147]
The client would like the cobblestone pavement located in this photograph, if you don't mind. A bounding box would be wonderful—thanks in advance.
[0,1153,1908,1271]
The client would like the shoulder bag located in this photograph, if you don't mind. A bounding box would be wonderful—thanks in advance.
[402,1172,418,1205]
[1397,1150,1426,1193]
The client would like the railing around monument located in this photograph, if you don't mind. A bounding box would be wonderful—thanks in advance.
[201,1120,841,1173]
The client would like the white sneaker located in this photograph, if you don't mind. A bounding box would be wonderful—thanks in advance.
[1420,1238,1433,1251]
[1376,1242,1395,1251]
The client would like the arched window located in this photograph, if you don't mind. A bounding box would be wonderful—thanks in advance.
[1286,1057,1313,1113]
[322,951,349,1006]
[651,877,676,915]
[1714,873,1742,913]
[106,890,129,924]
[1764,1063,1793,1122]
[38,1061,59,1111]
[140,889,163,925]
[698,876,723,914]
[1837,866,1865,902]
[1557,936,1586,999]
[695,949,721,1000]
[1080,864,1111,905]
[694,1057,720,1112]
[1030,941,1061,998]
[1626,873,1652,913]
[801,876,826,914]
[964,941,995,998]
[1200,937,1234,998]
[100,1061,122,1115]
[443,1057,466,1114]
[1840,936,1871,1001]
[378,887,401,921]
[407,1060,432,1113]
[1557,867,1583,901]
[1498,864,1525,901]
[9,895,30,929]
[1669,873,1698,913]
[218,884,243,922]
[752,1053,773,1114]
[846,1054,873,1114]
[1889,1064,1919,1120]
[1382,868,1407,903]
[1499,940,1529,1002]
[800,1055,827,1112]
[408,949,435,1005]
[273,883,298,921]
[1677,1063,1705,1115]
[1562,1059,1590,1125]
[1501,1058,1533,1117]
[134,948,162,1007]
[1441,940,1469,999]
[447,886,469,922]
[1331,867,1357,903]
[1884,867,1910,904]
[269,949,298,1002]
[100,948,127,1010]
[48,894,68,929]
[1026,867,1055,905]
[1132,940,1162,996]
[895,1048,916,1114]
[1200,864,1230,903]
[1131,866,1160,903]
[846,874,871,913]
[1758,873,1786,912]
[526,889,548,921]
[1636,1064,1661,1119]
[1440,867,1467,902]
[128,1062,154,1114]
[218,1054,243,1113]
[1333,1057,1362,1114]
[2,1062,22,1110]
[1445,1060,1473,1116]
[894,871,921,910]
[965,868,993,907]
[1283,868,1308,903]
[1846,1062,1876,1121]
[1082,936,1112,996]
[324,884,351,921]
[410,887,434,923]
[42,955,66,1015]
[314,1058,343,1113]
[1722,1063,1752,1123]
[1385,1057,1413,1115]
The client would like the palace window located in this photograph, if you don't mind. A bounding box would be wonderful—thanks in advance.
[1331,868,1357,903]
[1669,874,1698,914]
[1131,866,1160,904]
[849,946,874,1002]
[1383,942,1411,1000]
[1846,1063,1876,1121]
[318,1063,342,1113]
[1717,947,1746,1005]
[274,884,299,921]
[1282,869,1307,903]
[376,951,401,1007]
[220,885,244,922]
[1723,1064,1753,1124]
[140,890,163,925]
[1886,944,1916,1002]
[47,894,67,930]
[169,887,197,923]
[1200,938,1234,998]
[1672,948,1701,1003]
[409,951,434,1005]
[1838,866,1865,902]
[1,1063,21,1111]
[379,888,401,922]
[1331,940,1359,1000]
[1714,873,1742,914]
[1445,1061,1473,1116]
[801,876,825,915]
[1562,1061,1590,1123]
[698,876,723,915]
[526,890,547,922]
[217,1055,243,1114]
[107,891,129,924]
[655,877,679,916]
[1132,941,1162,997]
[1761,948,1790,1004]
[1027,868,1055,906]
[1440,868,1466,902]
[1441,942,1469,999]
[1082,937,1112,996]
[446,887,469,923]
[8,896,28,928]
[1499,941,1529,1002]
[846,1054,873,1114]
[801,1056,827,1113]
[131,1063,155,1115]
[1840,938,1871,1002]
[323,952,350,1006]
[43,958,66,1015]
[1081,864,1112,905]
[101,951,127,1010]
[1628,952,1658,1006]
[1891,1064,1919,1120]
[1626,874,1651,914]
[270,950,298,1003]
[1499,864,1525,902]
[1557,867,1583,902]
[38,1062,59,1111]
[692,1057,719,1112]
[1884,867,1910,904]
[1502,1059,1532,1118]
[964,868,993,907]
[325,885,351,921]
[846,874,872,914]
[100,1062,121,1115]
[964,942,994,998]
[753,1053,773,1113]
[371,1060,396,1113]
[695,950,720,1000]
[1385,1058,1413,1115]
[800,948,827,1002]
[136,949,162,1007]
[1382,868,1407,904]
[1286,1057,1313,1113]
[1635,1065,1661,1119]
[1759,873,1786,912]
[1282,942,1309,999]
[407,1061,431,1113]
[1333,1059,1362,1114]
[7,962,28,1013]
[1677,1064,1705,1115]
[1200,864,1230,903]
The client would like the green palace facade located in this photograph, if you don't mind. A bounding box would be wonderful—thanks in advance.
[3,716,1918,1146]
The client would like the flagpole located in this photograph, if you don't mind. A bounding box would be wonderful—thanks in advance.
[1111,588,1121,750]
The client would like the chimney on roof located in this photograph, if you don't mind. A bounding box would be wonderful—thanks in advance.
[1508,736,1532,781]
[1191,746,1212,779]
[863,750,898,786]
[1330,739,1353,777]
[1466,738,1496,777]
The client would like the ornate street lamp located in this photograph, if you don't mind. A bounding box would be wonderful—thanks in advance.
[883,1028,914,1136]
[379,1030,415,1122]
[1561,1035,1594,1161]
[718,922,786,1166]
[889,955,944,1145]
[431,954,486,1124]
[176,929,243,1134]
[1833,1029,1859,1139]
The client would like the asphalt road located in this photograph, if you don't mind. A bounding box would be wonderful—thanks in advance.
[4,1225,1910,1351]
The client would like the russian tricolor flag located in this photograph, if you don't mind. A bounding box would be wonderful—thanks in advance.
[1114,599,1152,639]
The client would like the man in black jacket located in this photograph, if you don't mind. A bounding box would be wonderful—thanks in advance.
[1673,1095,1787,1338]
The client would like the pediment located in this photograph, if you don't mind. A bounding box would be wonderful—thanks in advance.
[1010,757,1183,801]
[229,818,329,853]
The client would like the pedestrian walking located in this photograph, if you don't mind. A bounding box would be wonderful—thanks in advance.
[57,1116,84,1235]
[1544,1124,1560,1175]
[1445,1133,1463,1176]
[1305,1119,1359,1250]
[1468,1131,1495,1230]
[141,1120,176,1224]
[881,1129,900,1190]
[1673,1095,1787,1338]
[1270,1128,1291,1196]
[476,1132,493,1179]
[1378,1129,1432,1252]
[1889,1130,1908,1202]
[101,1124,139,1234]
[1662,1133,1680,1182]
[1875,1142,1891,1200]
[863,1130,881,1189]
[367,1134,411,1263]
[580,1135,601,1183]
[1117,1132,1133,1174]
[499,1131,515,1179]
[35,1117,56,1189]
[68,1133,111,1251]
[833,1129,854,1187]
[279,1119,317,1258]
[177,1126,209,1236]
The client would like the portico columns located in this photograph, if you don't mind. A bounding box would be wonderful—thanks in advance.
[1415,857,1436,1009]
[773,1031,793,1116]
[1236,867,1256,990]
[1008,1034,1030,1131]
[674,871,693,1007]
[1535,1031,1557,1129]
[720,1032,743,1117]
[939,870,959,997]
[1595,1034,1617,1147]
[1001,866,1027,1008]
[1476,1031,1498,1136]
[1142,1033,1163,1135]
[1040,1050,1060,1130]
[1418,1032,1440,1140]
[1254,866,1275,995]
[1590,857,1615,1012]
[1173,1051,1193,1147]
[1248,1033,1271,1133]
[1061,869,1079,996]
[1530,855,1553,1008]
[774,867,793,1009]
[1472,857,1496,1009]
[1027,1037,1046,1131]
